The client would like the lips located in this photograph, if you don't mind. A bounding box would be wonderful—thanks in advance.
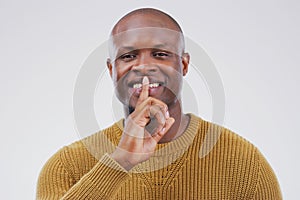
[132,82,160,89]
[127,77,165,97]
[128,77,164,88]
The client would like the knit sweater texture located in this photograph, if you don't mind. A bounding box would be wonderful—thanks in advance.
[37,114,282,199]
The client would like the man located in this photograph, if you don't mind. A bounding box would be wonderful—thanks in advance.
[37,8,282,199]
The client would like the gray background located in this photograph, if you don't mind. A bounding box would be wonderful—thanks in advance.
[1,0,299,199]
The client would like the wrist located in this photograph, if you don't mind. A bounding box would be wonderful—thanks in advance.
[110,151,134,171]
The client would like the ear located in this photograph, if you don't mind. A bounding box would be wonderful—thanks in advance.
[182,53,190,76]
[106,58,113,78]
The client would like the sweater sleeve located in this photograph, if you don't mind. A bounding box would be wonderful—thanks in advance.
[252,149,282,200]
[36,148,130,200]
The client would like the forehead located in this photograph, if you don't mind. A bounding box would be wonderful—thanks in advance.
[109,27,184,59]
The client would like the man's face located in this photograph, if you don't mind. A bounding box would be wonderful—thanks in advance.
[107,24,189,110]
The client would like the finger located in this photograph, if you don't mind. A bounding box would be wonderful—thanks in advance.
[126,103,165,138]
[123,115,147,139]
[148,105,166,134]
[135,97,168,116]
[136,76,149,105]
[152,117,175,143]
[125,103,166,136]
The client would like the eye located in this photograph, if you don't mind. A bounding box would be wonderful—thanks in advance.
[153,52,169,58]
[120,53,136,61]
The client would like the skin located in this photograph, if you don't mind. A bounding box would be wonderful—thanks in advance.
[106,11,190,170]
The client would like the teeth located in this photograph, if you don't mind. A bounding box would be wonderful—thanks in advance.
[149,83,159,88]
[133,83,142,89]
[132,83,160,89]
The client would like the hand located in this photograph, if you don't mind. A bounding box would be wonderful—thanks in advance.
[110,76,175,170]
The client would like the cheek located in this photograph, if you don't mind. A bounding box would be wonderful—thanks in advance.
[114,75,128,105]
[165,63,183,90]
[164,62,183,78]
[167,58,184,74]
[113,63,133,81]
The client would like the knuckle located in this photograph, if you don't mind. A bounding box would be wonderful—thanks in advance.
[154,110,163,117]
[158,121,165,126]
[148,97,153,102]
[146,98,152,105]
[161,105,167,112]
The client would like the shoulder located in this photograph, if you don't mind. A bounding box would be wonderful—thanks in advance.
[194,115,282,199]
[194,115,261,180]
[40,120,123,181]
[63,119,123,159]
[194,116,257,156]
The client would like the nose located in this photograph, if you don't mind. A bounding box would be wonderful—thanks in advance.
[131,53,158,75]
[131,64,158,75]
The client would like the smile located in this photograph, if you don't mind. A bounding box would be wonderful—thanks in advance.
[132,82,160,89]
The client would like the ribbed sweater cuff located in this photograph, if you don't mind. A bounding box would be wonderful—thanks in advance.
[99,153,129,173]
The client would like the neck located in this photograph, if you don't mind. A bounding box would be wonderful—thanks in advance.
[123,99,190,143]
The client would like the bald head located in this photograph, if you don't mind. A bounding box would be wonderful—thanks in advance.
[108,8,187,61]
[111,8,183,35]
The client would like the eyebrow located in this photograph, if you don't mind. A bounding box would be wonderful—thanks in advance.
[118,44,171,52]
[115,43,175,58]
[115,46,135,59]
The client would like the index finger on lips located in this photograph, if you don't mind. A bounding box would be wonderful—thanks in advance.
[136,76,149,105]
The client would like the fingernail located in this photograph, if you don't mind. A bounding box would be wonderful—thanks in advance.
[166,111,170,118]
[161,127,166,133]
[142,76,149,85]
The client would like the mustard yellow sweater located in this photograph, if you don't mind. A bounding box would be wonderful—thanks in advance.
[37,114,282,199]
